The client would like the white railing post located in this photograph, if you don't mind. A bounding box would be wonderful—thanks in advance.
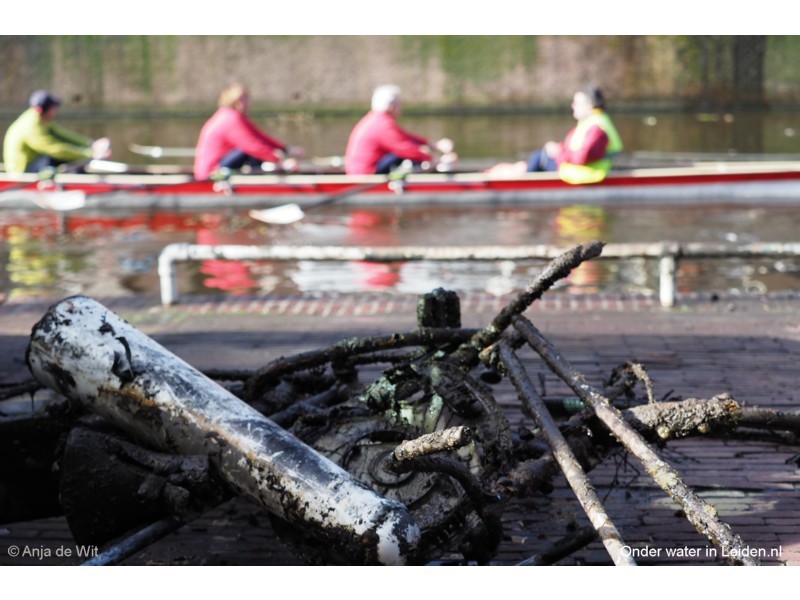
[158,243,186,306]
[659,243,679,308]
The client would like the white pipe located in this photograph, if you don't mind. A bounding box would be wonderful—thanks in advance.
[27,296,420,565]
[659,254,677,308]
[157,243,188,306]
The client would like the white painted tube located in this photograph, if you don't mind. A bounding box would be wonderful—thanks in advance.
[26,296,420,565]
[659,254,677,308]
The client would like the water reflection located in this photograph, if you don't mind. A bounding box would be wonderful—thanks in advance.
[2,108,800,300]
[5,226,63,300]
[292,210,407,292]
[291,207,554,296]
[3,202,800,300]
[552,205,610,293]
[196,214,257,294]
[347,210,402,290]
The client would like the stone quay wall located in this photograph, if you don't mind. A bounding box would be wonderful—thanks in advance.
[1,36,799,116]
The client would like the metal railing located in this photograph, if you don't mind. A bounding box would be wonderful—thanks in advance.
[157,241,800,308]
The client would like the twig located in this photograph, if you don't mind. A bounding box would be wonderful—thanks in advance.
[740,406,800,432]
[628,362,657,404]
[625,394,742,440]
[497,340,636,566]
[451,241,605,369]
[266,384,350,428]
[517,526,599,566]
[0,379,43,401]
[201,368,254,381]
[512,315,760,566]
[244,327,478,401]
[392,426,473,463]
[501,395,800,497]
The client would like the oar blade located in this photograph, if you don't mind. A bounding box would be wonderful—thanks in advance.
[249,204,305,225]
[86,159,131,173]
[129,143,196,158]
[32,190,87,211]
[129,143,164,158]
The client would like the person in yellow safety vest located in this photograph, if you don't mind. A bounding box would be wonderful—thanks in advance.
[526,86,623,184]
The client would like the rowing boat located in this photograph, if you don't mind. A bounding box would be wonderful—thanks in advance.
[2,159,800,214]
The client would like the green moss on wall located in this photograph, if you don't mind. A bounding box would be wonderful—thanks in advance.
[672,36,736,102]
[399,36,538,102]
[2,35,800,113]
[765,36,800,95]
[30,36,55,89]
[0,36,56,101]
[133,36,153,94]
[57,36,106,104]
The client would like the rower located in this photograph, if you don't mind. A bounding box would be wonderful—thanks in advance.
[344,84,457,175]
[193,83,305,180]
[487,85,623,184]
[2,90,112,174]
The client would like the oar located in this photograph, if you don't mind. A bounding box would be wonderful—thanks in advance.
[85,159,193,175]
[129,143,345,170]
[1,159,192,212]
[129,143,196,158]
[29,190,87,211]
[248,180,390,225]
[248,167,413,225]
[0,159,92,211]
[1,159,159,212]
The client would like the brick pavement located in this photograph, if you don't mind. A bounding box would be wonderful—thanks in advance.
[2,290,800,566]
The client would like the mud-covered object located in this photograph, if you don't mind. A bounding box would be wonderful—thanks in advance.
[0,411,68,523]
[275,360,513,564]
[58,426,226,546]
[26,296,421,565]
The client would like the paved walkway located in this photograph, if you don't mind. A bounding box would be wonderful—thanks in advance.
[2,290,800,566]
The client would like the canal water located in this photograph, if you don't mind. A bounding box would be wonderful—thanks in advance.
[2,110,800,302]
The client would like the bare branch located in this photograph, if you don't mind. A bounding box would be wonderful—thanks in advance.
[512,314,760,566]
[244,327,478,400]
[451,241,605,369]
[497,340,635,566]
[392,426,473,463]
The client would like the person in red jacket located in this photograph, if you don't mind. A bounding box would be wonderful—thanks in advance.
[344,84,455,175]
[194,83,304,180]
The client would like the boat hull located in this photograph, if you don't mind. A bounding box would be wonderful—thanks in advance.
[3,162,800,211]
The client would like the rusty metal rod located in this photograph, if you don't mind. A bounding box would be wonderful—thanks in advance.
[81,517,183,566]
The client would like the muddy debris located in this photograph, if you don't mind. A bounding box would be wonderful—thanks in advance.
[5,241,800,566]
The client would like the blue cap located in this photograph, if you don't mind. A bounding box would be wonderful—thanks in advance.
[29,90,61,110]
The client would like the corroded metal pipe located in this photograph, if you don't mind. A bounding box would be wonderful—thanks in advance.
[26,296,420,565]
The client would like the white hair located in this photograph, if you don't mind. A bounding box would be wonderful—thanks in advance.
[371,84,401,112]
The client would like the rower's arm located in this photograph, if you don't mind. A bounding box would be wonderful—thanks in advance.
[27,122,93,162]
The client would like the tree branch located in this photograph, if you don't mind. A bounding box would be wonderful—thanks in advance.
[511,314,760,566]
[450,241,605,369]
[497,340,636,566]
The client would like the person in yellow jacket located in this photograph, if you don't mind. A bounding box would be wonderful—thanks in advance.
[487,86,623,184]
[3,90,111,174]
[527,86,623,183]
